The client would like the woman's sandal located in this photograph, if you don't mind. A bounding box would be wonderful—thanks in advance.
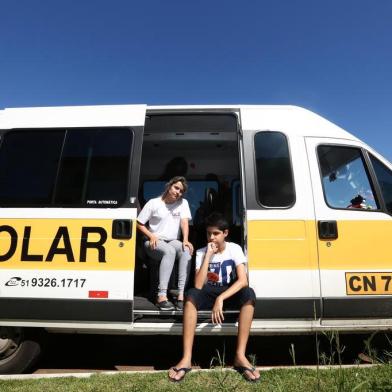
[168,367,192,382]
[233,366,261,383]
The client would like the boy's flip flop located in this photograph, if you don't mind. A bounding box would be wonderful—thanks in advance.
[168,367,192,382]
[233,366,261,383]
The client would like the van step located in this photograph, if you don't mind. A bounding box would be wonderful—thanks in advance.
[133,309,240,316]
[133,309,240,323]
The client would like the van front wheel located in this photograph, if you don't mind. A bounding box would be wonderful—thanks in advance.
[0,327,42,374]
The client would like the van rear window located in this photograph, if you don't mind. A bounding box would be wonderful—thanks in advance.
[0,128,133,207]
[254,131,295,207]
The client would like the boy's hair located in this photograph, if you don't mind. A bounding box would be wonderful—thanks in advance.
[205,212,229,231]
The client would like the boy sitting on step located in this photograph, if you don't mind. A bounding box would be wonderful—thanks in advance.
[168,212,260,383]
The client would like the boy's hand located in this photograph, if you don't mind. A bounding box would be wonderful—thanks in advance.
[206,242,218,256]
[211,297,224,325]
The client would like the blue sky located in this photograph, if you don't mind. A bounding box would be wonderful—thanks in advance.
[1,0,391,160]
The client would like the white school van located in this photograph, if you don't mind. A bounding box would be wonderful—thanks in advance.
[0,104,391,373]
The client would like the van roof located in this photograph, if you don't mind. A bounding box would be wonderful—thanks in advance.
[0,104,358,141]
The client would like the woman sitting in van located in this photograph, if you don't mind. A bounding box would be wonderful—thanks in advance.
[137,176,194,311]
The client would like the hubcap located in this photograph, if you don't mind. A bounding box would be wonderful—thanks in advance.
[0,328,22,361]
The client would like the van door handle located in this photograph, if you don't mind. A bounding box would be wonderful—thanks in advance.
[112,219,132,239]
[318,220,338,240]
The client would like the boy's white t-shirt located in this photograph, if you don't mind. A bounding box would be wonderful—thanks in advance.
[137,197,191,241]
[195,242,246,286]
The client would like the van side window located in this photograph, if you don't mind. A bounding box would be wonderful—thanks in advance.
[0,128,133,207]
[369,154,392,214]
[0,130,64,206]
[254,131,295,207]
[54,128,133,206]
[317,145,378,210]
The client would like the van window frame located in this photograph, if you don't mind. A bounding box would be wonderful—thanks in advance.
[364,150,392,215]
[315,142,382,213]
[0,126,136,208]
[252,130,296,209]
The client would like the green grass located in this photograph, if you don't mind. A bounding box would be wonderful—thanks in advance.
[1,366,392,392]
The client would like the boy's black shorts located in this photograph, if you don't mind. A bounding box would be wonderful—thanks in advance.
[186,284,256,310]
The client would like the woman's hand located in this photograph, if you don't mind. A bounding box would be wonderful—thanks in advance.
[137,223,159,250]
[211,296,224,325]
[183,240,194,255]
[149,234,159,250]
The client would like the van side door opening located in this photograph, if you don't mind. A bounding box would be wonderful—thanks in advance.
[133,112,243,317]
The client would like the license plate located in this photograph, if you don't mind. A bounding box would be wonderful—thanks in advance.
[346,272,392,295]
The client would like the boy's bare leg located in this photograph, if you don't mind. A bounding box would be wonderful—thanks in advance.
[168,299,197,380]
[233,301,260,380]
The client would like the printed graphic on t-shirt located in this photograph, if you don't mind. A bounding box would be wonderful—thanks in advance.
[207,270,219,283]
[195,242,246,285]
[169,208,181,217]
[208,259,236,286]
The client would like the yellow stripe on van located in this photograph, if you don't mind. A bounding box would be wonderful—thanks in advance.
[248,219,392,270]
[318,220,392,269]
[0,219,135,271]
[247,220,318,270]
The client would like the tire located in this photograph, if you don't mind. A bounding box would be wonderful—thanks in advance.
[0,327,44,374]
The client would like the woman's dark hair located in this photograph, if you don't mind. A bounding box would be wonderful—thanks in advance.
[205,212,229,231]
[162,176,188,199]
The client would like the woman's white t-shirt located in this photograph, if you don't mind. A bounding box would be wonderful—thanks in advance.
[195,242,246,286]
[137,197,192,241]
